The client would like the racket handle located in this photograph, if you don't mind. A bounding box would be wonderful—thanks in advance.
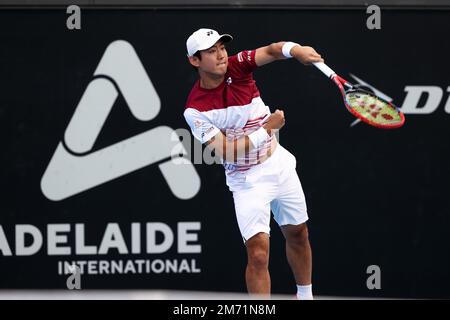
[313,62,336,79]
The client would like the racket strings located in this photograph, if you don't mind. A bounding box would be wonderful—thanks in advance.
[346,91,402,126]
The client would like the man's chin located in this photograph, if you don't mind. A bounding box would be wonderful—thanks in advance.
[215,67,227,76]
[205,67,227,78]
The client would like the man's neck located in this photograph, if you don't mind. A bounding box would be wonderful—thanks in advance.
[199,71,224,89]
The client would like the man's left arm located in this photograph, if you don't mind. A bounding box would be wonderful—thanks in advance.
[255,41,324,67]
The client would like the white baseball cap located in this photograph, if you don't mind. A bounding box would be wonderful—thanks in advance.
[186,28,233,57]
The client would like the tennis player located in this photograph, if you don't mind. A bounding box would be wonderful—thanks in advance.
[183,28,323,300]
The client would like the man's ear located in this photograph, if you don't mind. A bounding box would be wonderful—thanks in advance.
[188,56,200,68]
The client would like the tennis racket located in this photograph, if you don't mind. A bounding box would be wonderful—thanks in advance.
[313,62,405,129]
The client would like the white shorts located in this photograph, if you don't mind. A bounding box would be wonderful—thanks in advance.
[226,144,309,242]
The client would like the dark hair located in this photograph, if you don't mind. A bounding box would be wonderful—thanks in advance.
[192,51,202,71]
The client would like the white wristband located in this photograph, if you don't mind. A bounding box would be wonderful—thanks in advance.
[248,127,270,149]
[282,41,300,58]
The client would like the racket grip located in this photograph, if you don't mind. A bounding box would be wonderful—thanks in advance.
[313,62,336,79]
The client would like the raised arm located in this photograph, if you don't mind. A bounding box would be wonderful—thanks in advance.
[255,41,324,67]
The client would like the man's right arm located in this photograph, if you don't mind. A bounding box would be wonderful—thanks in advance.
[205,109,285,160]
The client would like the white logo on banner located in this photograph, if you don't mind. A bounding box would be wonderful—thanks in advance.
[41,40,200,201]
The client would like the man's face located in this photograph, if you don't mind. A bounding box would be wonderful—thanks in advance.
[190,41,228,77]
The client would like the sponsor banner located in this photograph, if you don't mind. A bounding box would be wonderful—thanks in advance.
[1,9,450,298]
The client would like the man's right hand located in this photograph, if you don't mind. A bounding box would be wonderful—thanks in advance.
[263,109,285,134]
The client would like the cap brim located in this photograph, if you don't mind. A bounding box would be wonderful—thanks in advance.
[218,34,233,44]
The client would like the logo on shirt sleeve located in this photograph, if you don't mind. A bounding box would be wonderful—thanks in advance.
[237,52,243,62]
[247,50,252,61]
[201,126,215,140]
[237,51,252,63]
[194,120,203,129]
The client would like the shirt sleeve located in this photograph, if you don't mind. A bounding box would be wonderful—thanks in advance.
[184,108,221,144]
[232,50,258,74]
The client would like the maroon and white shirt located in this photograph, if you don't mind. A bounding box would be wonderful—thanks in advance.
[184,50,273,176]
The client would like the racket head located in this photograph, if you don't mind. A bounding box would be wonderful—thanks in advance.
[343,89,405,129]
